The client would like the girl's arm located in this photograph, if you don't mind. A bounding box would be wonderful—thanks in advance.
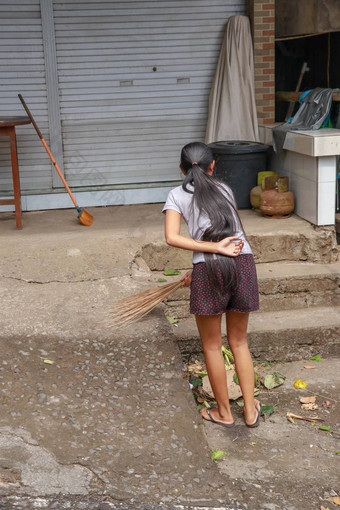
[164,209,243,257]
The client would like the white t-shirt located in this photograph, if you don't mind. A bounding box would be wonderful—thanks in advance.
[162,182,252,264]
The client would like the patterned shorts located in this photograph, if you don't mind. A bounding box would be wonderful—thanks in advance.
[190,254,259,315]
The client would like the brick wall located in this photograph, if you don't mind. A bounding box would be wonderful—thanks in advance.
[249,0,275,124]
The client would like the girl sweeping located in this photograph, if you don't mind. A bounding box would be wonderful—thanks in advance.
[163,141,261,428]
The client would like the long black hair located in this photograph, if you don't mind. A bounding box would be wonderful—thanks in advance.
[180,141,242,292]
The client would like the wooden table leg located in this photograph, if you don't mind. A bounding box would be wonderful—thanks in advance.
[9,126,22,229]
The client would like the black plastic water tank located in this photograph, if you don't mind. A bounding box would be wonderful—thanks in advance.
[208,140,270,208]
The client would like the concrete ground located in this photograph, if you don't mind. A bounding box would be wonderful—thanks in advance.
[0,205,339,510]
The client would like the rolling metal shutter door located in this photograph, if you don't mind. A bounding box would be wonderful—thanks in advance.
[54,0,246,188]
[0,0,52,192]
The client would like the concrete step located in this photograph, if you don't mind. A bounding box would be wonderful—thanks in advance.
[171,305,340,362]
[163,261,340,317]
[141,211,339,270]
[253,260,340,311]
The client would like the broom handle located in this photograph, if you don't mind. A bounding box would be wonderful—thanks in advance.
[18,94,79,209]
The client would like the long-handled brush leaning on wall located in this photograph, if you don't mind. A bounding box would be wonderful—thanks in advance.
[18,94,93,227]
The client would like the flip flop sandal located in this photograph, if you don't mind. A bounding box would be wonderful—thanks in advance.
[245,402,262,428]
[200,408,235,428]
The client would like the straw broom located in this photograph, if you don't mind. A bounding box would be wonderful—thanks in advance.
[110,279,185,326]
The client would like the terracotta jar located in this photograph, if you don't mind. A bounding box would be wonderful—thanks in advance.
[260,188,295,218]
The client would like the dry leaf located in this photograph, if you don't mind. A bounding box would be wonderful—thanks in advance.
[203,369,243,400]
[323,400,332,410]
[304,365,316,369]
[187,360,207,375]
[300,396,316,404]
[263,372,285,389]
[287,412,324,422]
[301,403,319,411]
[333,497,340,506]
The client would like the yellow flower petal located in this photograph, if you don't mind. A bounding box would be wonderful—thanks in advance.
[294,379,307,389]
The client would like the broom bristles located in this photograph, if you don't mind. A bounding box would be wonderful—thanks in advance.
[110,279,184,326]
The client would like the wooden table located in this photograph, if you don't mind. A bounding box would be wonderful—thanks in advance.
[0,116,31,229]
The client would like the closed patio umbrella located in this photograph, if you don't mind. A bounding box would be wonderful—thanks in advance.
[205,15,259,144]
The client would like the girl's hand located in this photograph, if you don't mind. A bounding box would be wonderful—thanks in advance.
[216,236,244,257]
[180,270,192,287]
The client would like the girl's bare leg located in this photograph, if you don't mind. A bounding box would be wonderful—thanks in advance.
[226,310,260,426]
[195,314,234,424]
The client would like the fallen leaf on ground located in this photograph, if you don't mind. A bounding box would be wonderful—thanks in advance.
[287,412,324,422]
[163,269,180,276]
[301,403,319,410]
[190,375,203,388]
[233,372,239,385]
[294,379,307,389]
[261,405,274,416]
[196,397,207,404]
[304,365,316,369]
[300,396,316,404]
[222,345,234,365]
[166,316,178,324]
[43,359,54,365]
[333,497,340,505]
[263,372,285,389]
[319,425,331,432]
[187,360,207,375]
[212,450,227,463]
[323,400,332,409]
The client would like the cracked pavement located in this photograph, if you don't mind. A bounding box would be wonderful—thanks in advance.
[0,206,231,508]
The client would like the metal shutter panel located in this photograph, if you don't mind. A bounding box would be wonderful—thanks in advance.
[0,0,52,193]
[54,1,246,187]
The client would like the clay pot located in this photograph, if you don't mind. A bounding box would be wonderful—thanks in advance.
[250,185,262,212]
[260,189,295,219]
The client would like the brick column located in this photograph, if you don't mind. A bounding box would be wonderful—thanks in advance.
[249,0,275,124]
